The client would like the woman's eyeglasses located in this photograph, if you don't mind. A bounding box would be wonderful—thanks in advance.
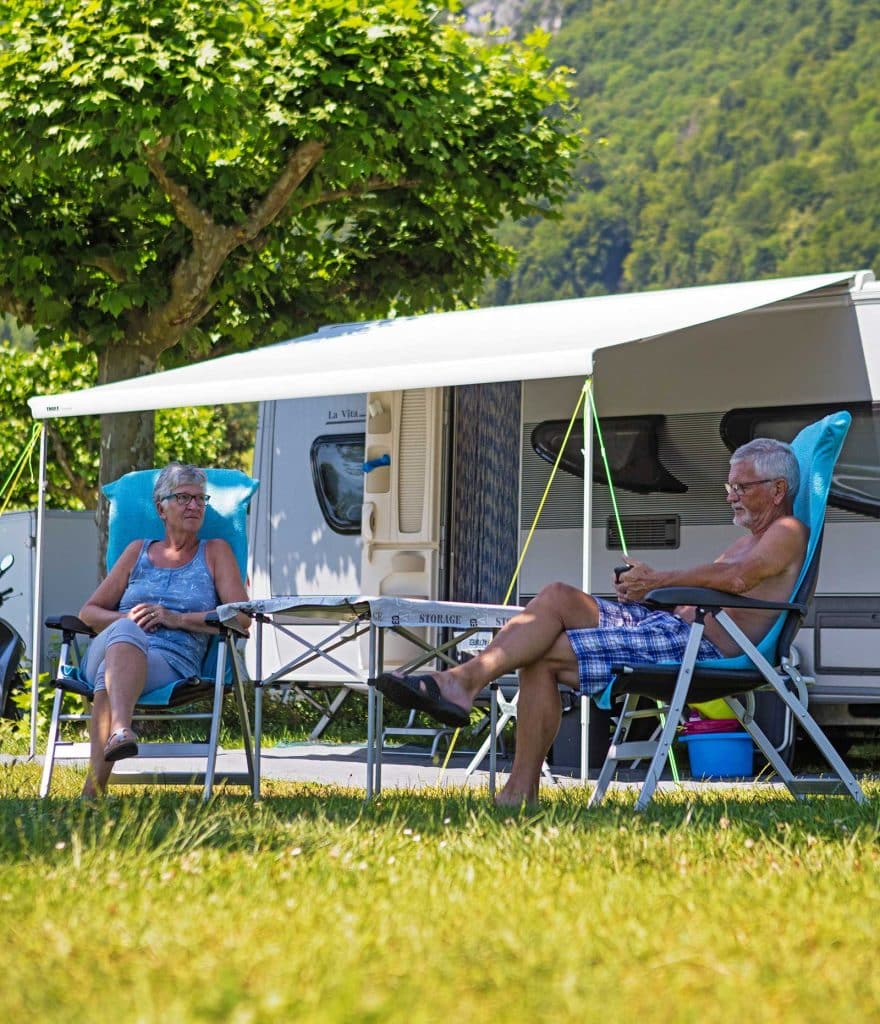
[162,493,211,507]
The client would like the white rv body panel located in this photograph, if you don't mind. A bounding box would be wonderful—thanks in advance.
[248,395,367,682]
[251,274,880,730]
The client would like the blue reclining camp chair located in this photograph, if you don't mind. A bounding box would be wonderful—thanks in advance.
[589,410,866,810]
[39,468,258,800]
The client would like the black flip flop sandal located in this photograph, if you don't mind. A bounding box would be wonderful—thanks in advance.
[373,673,470,728]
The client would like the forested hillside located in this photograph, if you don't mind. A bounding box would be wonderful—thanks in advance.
[483,0,880,303]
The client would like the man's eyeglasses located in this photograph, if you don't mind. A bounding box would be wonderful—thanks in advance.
[724,479,774,497]
[162,493,211,507]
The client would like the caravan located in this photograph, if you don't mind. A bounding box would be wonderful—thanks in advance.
[249,271,880,754]
[28,270,880,759]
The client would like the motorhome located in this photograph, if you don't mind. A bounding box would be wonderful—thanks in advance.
[27,270,880,761]
[249,271,880,758]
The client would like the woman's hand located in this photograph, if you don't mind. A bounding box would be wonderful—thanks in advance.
[130,603,172,632]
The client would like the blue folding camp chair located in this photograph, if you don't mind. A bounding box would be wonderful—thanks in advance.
[589,411,866,810]
[39,468,259,800]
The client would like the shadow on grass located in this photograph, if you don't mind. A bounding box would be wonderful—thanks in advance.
[2,759,879,866]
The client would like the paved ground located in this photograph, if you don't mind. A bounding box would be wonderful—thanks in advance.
[11,741,789,797]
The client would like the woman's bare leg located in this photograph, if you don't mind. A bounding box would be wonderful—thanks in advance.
[81,643,147,798]
[83,690,112,798]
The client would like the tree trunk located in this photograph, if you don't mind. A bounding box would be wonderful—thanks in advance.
[95,340,158,573]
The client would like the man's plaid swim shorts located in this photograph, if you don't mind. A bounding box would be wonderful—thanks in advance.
[566,597,724,695]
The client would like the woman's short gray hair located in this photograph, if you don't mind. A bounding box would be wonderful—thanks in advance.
[153,463,207,504]
[730,438,800,497]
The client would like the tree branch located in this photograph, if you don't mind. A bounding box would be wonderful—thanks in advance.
[232,139,326,244]
[136,140,328,348]
[297,176,420,211]
[46,423,95,507]
[84,255,128,283]
[168,296,217,328]
[142,136,214,238]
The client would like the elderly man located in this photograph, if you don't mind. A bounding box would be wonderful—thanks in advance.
[376,437,808,806]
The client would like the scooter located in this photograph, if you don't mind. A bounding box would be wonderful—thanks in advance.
[0,554,25,719]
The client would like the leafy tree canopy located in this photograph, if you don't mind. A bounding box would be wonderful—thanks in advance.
[485,0,880,302]
[0,0,579,352]
[0,0,581,495]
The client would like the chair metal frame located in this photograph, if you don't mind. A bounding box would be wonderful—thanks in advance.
[39,467,257,800]
[590,411,866,810]
[589,590,866,810]
[39,612,255,799]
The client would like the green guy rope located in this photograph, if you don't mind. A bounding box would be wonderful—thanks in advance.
[0,423,42,517]
[587,386,679,783]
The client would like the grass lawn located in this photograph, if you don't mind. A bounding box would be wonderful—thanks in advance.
[1,759,879,1023]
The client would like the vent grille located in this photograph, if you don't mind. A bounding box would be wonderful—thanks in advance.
[606,516,680,550]
[398,390,427,533]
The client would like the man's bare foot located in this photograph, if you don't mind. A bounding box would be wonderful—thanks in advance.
[494,781,539,809]
[374,671,473,727]
[423,670,475,715]
[81,766,109,800]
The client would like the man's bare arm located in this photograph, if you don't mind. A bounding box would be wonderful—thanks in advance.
[616,517,807,603]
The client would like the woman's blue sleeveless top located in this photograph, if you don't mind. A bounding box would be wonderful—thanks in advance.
[119,539,218,678]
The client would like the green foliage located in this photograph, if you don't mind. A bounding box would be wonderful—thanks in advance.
[0,671,81,748]
[0,342,255,510]
[0,0,581,359]
[487,0,880,302]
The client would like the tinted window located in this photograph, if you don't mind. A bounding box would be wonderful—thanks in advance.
[310,433,365,534]
[531,416,687,494]
[721,404,880,518]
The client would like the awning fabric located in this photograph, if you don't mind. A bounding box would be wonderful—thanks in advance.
[28,272,856,419]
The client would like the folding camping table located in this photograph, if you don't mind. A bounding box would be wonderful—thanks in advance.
[216,595,522,798]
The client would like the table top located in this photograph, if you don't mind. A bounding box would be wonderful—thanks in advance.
[218,595,523,629]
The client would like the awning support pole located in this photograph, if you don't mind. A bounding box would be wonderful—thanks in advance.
[29,423,47,758]
[580,378,594,780]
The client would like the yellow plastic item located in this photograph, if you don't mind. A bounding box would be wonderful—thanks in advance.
[691,699,732,719]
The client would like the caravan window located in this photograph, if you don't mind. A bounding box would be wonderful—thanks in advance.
[721,404,880,518]
[310,433,365,534]
[530,416,687,494]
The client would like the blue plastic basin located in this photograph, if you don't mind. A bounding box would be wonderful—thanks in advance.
[679,732,754,780]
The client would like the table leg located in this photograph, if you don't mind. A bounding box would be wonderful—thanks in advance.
[365,622,379,799]
[253,616,264,800]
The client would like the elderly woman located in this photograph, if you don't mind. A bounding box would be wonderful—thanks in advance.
[79,462,250,798]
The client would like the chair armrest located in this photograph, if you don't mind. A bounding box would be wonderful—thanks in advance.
[44,614,97,638]
[643,586,805,614]
[205,610,249,637]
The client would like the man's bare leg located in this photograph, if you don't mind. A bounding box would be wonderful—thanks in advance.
[405,582,600,713]
[495,661,562,807]
[492,625,583,806]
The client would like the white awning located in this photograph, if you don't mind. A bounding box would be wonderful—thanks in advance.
[29,271,857,418]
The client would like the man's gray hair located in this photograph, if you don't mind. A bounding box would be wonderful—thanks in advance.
[730,438,799,497]
[153,462,207,504]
